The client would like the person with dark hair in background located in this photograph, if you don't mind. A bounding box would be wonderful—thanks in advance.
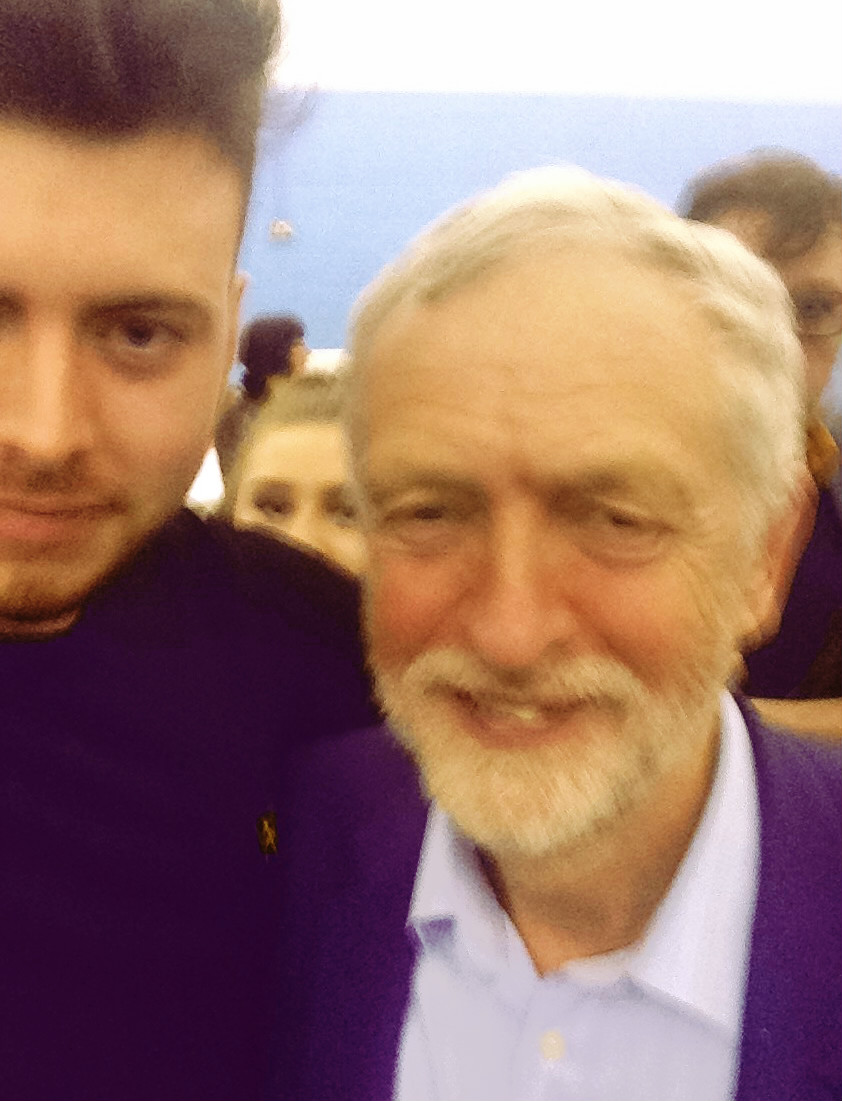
[216,312,309,484]
[241,314,310,389]
[680,151,842,739]
[0,2,375,1098]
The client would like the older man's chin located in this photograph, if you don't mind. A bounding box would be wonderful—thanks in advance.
[377,674,720,861]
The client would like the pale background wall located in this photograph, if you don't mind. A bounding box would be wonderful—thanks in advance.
[191,0,842,505]
[274,0,842,103]
[240,0,841,344]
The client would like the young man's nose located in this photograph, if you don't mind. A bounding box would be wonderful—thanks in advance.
[1,323,95,468]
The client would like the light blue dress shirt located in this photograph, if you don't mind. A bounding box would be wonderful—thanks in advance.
[395,693,759,1101]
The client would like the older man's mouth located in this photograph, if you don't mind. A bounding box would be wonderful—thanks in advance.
[441,687,608,747]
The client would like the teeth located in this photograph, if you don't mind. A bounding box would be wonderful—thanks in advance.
[488,703,542,723]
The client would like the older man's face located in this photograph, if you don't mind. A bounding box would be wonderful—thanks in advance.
[0,123,243,636]
[359,248,779,857]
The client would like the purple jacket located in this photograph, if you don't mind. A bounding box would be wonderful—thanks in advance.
[272,700,841,1101]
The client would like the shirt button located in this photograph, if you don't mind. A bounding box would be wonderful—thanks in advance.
[540,1030,565,1062]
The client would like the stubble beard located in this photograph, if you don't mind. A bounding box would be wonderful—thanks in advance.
[0,550,124,630]
[0,507,160,635]
[374,645,730,861]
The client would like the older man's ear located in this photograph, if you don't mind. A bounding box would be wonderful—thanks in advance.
[740,464,817,655]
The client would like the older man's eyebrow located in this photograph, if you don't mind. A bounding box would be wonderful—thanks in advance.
[537,465,697,508]
[364,470,484,506]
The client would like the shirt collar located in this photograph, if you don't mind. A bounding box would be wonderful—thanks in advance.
[406,691,759,1037]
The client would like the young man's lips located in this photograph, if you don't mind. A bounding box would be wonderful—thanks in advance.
[0,499,114,543]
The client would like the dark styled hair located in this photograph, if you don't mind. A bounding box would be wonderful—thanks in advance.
[215,315,308,476]
[238,315,307,399]
[678,150,842,261]
[0,0,280,189]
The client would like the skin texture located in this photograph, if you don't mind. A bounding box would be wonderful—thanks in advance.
[233,420,365,575]
[712,208,842,740]
[359,247,799,968]
[0,123,244,637]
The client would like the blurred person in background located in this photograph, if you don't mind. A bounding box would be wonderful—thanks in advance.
[214,312,310,483]
[681,151,842,738]
[241,313,311,378]
[0,1,375,1098]
[221,372,365,575]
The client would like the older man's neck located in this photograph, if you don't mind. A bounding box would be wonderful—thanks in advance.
[483,738,718,975]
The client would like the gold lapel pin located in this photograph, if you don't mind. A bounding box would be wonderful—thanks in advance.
[257,811,278,855]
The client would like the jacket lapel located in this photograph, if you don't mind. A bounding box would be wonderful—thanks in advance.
[735,702,842,1101]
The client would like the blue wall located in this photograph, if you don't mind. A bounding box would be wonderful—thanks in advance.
[239,91,841,348]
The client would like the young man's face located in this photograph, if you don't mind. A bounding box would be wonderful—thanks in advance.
[0,123,244,635]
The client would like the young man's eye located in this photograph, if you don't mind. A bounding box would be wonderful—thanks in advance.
[91,314,186,374]
[121,319,164,347]
[604,508,649,529]
[118,317,185,349]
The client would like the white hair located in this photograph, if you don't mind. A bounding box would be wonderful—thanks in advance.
[345,166,807,541]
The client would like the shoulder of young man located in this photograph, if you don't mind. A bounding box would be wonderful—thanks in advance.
[100,508,369,660]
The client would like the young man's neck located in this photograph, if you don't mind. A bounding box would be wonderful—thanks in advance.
[0,608,80,640]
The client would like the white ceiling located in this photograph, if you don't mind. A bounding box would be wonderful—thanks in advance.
[274,0,842,103]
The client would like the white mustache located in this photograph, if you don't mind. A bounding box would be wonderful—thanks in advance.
[397,647,646,710]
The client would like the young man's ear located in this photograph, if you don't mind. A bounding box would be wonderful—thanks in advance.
[740,464,817,653]
[224,271,249,373]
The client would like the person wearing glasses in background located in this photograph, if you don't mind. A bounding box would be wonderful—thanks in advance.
[680,152,842,739]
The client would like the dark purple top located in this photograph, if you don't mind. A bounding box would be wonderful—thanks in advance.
[744,485,842,698]
[0,509,377,1101]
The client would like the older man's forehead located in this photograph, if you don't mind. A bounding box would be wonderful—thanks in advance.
[364,246,719,398]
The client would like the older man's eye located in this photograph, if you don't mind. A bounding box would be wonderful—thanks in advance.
[376,499,468,552]
[567,504,669,565]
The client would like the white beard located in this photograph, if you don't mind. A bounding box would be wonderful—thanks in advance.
[375,647,728,860]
